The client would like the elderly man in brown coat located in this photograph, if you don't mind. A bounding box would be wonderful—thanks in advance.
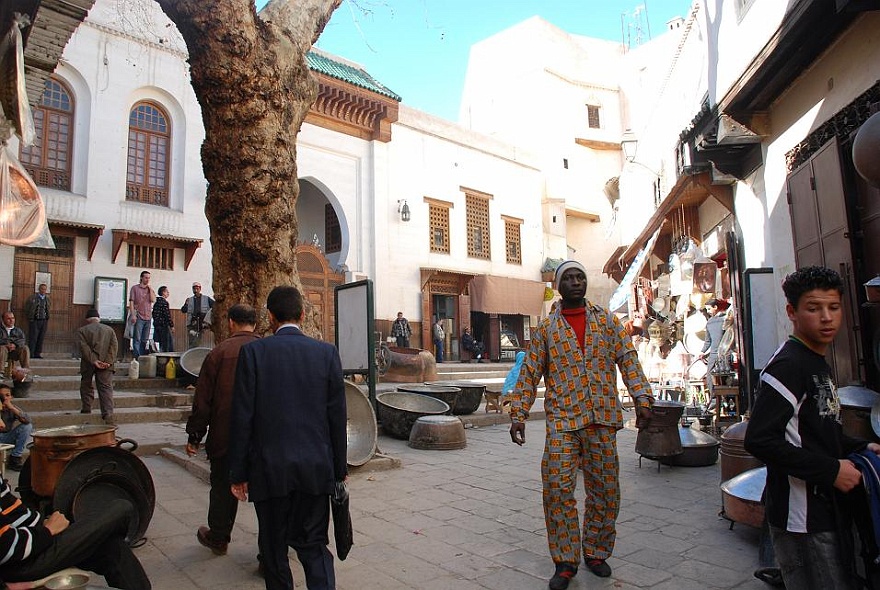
[185,304,259,556]
[77,308,118,425]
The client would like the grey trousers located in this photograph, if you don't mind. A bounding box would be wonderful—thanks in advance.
[770,526,857,590]
[80,364,115,420]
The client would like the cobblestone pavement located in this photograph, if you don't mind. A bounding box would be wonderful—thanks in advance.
[20,417,766,589]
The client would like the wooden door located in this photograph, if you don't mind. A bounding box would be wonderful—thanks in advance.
[786,138,860,385]
[295,244,344,343]
[11,236,76,355]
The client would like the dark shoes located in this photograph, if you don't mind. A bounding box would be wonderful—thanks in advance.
[7,455,24,472]
[549,562,578,590]
[197,526,228,555]
[585,558,612,577]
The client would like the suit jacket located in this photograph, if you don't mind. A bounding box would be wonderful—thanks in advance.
[77,321,118,369]
[186,330,260,458]
[228,326,347,502]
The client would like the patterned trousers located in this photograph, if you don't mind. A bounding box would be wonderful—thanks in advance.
[542,423,620,564]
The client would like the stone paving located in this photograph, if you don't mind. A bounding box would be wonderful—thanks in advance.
[37,412,768,590]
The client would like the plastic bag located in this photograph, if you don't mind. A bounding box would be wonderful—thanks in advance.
[0,144,46,245]
[0,13,36,145]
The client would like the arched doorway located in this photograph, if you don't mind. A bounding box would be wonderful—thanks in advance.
[295,243,344,343]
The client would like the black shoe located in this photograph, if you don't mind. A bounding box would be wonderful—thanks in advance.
[7,456,24,472]
[549,563,577,590]
[197,526,228,555]
[585,558,612,577]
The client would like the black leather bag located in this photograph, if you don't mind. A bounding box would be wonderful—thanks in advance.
[331,481,353,560]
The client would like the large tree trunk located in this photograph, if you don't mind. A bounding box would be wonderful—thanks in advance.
[153,0,340,339]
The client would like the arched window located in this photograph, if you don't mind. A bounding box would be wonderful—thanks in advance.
[126,102,170,207]
[19,78,74,190]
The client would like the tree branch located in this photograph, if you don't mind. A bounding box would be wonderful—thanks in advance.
[260,0,342,51]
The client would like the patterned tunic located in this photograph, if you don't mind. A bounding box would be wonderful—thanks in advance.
[509,300,651,430]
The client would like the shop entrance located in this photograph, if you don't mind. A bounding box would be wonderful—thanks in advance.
[432,294,457,361]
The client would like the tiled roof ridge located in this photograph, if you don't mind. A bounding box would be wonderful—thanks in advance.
[307,48,401,102]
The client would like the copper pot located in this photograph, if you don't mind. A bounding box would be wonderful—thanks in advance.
[30,425,118,497]
[635,401,685,460]
[719,420,764,482]
[721,466,766,528]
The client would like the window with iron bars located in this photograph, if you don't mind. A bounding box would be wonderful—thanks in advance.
[325,204,341,253]
[127,244,174,270]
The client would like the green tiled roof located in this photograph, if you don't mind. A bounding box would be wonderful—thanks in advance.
[307,51,401,101]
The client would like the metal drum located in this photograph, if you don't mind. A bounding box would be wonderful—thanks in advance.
[635,400,685,460]
[840,386,880,441]
[376,392,450,440]
[720,419,764,482]
[344,381,377,466]
[721,466,766,528]
[409,415,467,450]
[424,380,486,414]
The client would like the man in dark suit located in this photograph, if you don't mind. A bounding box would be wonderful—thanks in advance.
[228,286,347,590]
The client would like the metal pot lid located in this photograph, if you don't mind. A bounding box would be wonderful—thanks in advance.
[179,347,213,377]
[32,424,117,438]
[839,385,880,410]
[720,466,767,502]
[345,381,377,467]
[865,276,880,287]
[679,425,721,448]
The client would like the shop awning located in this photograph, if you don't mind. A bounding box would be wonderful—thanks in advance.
[469,275,546,317]
[607,227,662,312]
[603,170,734,278]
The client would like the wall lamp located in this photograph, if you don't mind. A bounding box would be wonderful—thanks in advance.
[619,129,663,208]
[397,199,411,222]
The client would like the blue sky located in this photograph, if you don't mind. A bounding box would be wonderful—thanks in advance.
[257,1,694,121]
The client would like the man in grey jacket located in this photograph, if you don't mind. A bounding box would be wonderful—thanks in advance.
[77,308,118,425]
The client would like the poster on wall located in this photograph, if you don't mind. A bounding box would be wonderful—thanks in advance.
[94,277,128,323]
[34,272,51,292]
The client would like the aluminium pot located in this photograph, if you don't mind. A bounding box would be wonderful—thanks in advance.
[839,385,880,441]
[659,424,720,467]
[30,425,118,497]
[635,400,685,460]
[424,380,486,414]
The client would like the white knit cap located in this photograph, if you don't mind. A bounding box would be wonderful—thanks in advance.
[554,260,588,290]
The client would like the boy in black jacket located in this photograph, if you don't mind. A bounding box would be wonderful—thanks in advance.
[745,266,880,589]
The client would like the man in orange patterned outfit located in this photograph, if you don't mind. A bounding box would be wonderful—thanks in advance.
[509,260,653,589]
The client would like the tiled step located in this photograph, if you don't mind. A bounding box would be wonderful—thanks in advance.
[23,375,181,391]
[16,390,193,412]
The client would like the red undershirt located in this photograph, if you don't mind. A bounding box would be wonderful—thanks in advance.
[561,306,586,352]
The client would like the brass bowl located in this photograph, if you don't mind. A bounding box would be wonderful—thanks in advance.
[44,572,90,590]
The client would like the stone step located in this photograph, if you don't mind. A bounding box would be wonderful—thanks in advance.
[26,406,192,430]
[15,390,192,412]
[22,375,181,392]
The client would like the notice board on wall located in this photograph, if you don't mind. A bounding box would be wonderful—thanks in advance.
[94,277,128,323]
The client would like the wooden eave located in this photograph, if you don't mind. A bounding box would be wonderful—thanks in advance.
[306,72,400,143]
[604,171,734,279]
[575,137,621,151]
[48,218,103,260]
[111,229,203,270]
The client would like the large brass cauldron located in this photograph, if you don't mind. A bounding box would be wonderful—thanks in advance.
[635,400,685,461]
[30,425,118,497]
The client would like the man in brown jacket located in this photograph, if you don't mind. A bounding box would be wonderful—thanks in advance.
[77,308,118,425]
[185,304,259,556]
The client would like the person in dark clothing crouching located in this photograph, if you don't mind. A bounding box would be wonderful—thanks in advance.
[0,478,150,588]
[744,266,880,590]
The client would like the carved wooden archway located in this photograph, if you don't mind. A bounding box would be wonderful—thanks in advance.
[294,243,344,343]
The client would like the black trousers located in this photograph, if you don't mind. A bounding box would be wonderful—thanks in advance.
[153,324,173,353]
[255,491,335,590]
[208,455,238,541]
[0,499,150,590]
[28,319,47,357]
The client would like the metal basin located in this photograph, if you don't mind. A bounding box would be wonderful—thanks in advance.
[44,572,91,590]
[397,385,459,413]
[179,346,212,378]
[720,466,766,528]
[659,424,720,467]
[409,415,467,450]
[345,381,377,466]
[376,392,450,440]
[425,380,486,414]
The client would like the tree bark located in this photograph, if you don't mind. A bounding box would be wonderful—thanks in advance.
[153,0,340,339]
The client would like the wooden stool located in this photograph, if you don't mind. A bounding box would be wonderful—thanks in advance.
[484,391,503,413]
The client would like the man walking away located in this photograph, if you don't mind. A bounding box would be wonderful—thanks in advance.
[229,286,347,590]
[77,308,118,425]
[186,304,260,556]
[24,283,50,358]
